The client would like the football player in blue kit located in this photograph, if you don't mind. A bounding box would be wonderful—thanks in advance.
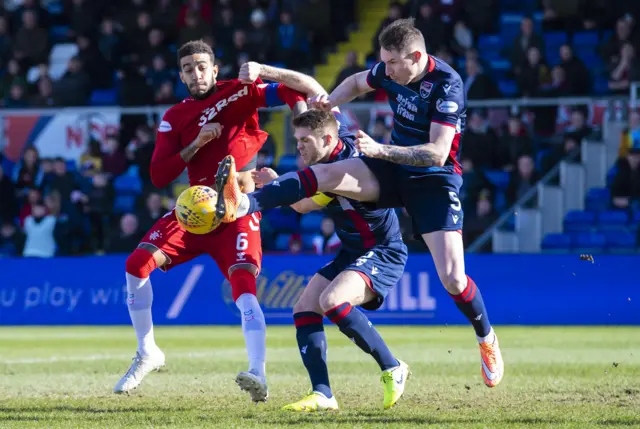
[215,18,504,388]
[250,109,410,411]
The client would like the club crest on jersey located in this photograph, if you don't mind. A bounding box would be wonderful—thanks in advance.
[420,81,433,99]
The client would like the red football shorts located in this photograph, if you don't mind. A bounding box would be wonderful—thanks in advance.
[139,210,262,279]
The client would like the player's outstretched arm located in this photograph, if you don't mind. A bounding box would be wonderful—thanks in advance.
[325,71,373,108]
[252,167,325,213]
[354,124,454,167]
[256,63,327,98]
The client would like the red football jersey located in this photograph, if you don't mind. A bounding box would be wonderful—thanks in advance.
[150,79,305,188]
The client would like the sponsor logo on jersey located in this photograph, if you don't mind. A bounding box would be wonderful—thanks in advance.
[197,86,249,126]
[436,99,458,113]
[158,120,172,132]
[420,81,433,99]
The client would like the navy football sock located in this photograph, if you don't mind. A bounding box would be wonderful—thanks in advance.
[246,168,318,215]
[293,312,332,398]
[450,276,492,338]
[325,303,398,371]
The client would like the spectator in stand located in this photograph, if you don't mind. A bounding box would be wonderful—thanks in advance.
[106,213,143,253]
[0,16,13,68]
[463,189,498,252]
[559,44,591,96]
[18,187,42,227]
[610,146,640,210]
[464,57,501,100]
[22,203,56,258]
[450,20,474,56]
[310,217,341,255]
[506,154,541,207]
[79,140,104,178]
[179,9,212,47]
[98,18,122,66]
[601,17,636,65]
[14,9,48,66]
[12,147,43,199]
[619,110,640,158]
[147,55,175,92]
[608,43,640,94]
[101,134,128,178]
[154,81,180,105]
[246,9,272,64]
[138,192,167,232]
[332,51,366,91]
[372,2,404,56]
[30,77,56,107]
[497,115,534,172]
[0,59,27,103]
[52,56,91,106]
[517,46,551,97]
[0,164,18,224]
[541,0,581,32]
[461,110,501,170]
[5,83,28,108]
[0,222,25,257]
[414,2,445,52]
[510,16,544,76]
[85,173,114,253]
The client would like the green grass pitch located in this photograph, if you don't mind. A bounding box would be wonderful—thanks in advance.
[0,326,638,428]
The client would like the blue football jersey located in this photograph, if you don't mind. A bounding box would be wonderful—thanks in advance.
[366,55,466,175]
[313,111,403,253]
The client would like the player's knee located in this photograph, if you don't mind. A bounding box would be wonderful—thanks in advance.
[126,247,158,278]
[293,294,320,315]
[230,267,257,302]
[318,288,343,313]
[441,274,467,295]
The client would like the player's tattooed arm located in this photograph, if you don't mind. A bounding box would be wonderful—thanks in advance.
[374,122,456,167]
[375,144,444,167]
[180,143,200,162]
[258,64,326,97]
[180,123,223,162]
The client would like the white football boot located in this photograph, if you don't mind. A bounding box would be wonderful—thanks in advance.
[236,369,269,403]
[113,350,165,394]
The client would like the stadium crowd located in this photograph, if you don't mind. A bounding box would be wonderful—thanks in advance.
[0,0,639,257]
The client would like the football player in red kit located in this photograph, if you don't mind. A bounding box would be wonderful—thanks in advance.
[114,40,320,402]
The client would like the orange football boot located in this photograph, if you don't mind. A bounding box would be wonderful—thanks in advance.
[479,331,504,388]
[214,155,243,224]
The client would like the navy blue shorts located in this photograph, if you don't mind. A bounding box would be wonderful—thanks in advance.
[361,157,464,235]
[317,240,408,311]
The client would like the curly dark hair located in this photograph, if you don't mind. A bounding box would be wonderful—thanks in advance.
[177,40,214,66]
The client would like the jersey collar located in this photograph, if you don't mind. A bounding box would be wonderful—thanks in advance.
[329,139,344,161]
[427,55,435,73]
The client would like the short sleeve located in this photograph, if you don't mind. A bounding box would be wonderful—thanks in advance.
[431,76,465,129]
[366,62,386,89]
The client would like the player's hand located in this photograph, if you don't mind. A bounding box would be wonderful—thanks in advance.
[239,62,261,84]
[195,123,223,147]
[308,93,332,111]
[251,167,279,188]
[354,130,385,158]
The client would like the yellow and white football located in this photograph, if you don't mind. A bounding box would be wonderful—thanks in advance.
[175,185,220,235]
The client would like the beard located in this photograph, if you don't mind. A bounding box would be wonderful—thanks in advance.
[188,81,217,100]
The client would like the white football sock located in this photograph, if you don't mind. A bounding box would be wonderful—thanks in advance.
[126,273,158,356]
[237,195,250,217]
[235,293,266,378]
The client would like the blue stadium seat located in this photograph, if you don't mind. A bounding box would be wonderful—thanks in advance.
[300,212,324,232]
[532,12,544,32]
[631,211,640,232]
[572,231,606,253]
[478,35,504,52]
[545,46,561,66]
[564,210,596,233]
[585,187,610,212]
[489,59,511,79]
[65,160,77,172]
[1,157,15,176]
[604,231,636,253]
[499,14,523,40]
[113,174,142,195]
[114,195,136,214]
[498,79,518,97]
[593,77,610,95]
[572,31,599,49]
[46,1,64,14]
[484,170,511,190]
[541,233,571,253]
[90,89,117,106]
[274,233,292,251]
[544,32,568,47]
[275,154,298,174]
[302,233,317,250]
[125,165,140,177]
[597,210,629,231]
[49,25,70,43]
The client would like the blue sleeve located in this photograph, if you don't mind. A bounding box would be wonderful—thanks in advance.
[431,75,465,129]
[366,62,385,89]
[263,83,282,107]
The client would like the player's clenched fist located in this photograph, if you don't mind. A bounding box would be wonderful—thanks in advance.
[251,167,278,188]
[354,130,385,158]
[239,62,262,84]
[308,94,332,111]
[195,123,223,147]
